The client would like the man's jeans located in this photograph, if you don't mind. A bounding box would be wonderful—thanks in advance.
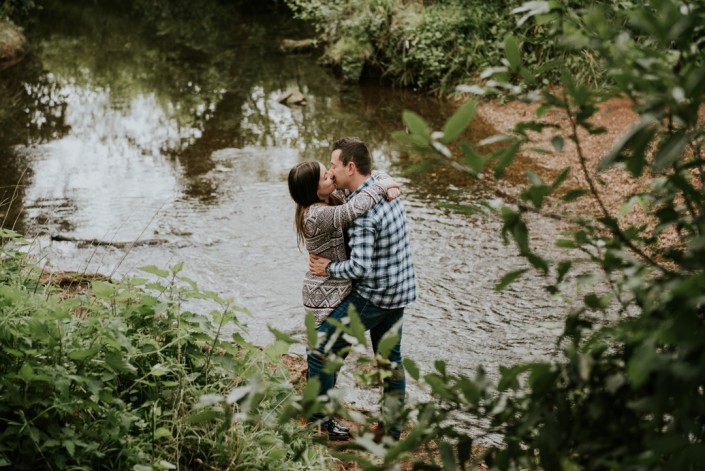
[307,291,406,423]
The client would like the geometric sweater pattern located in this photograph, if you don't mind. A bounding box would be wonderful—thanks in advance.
[301,178,387,325]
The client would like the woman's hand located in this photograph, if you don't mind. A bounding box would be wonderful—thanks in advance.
[386,187,401,200]
[309,254,331,276]
[378,178,401,201]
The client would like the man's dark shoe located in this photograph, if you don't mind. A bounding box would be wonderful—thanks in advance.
[324,418,351,440]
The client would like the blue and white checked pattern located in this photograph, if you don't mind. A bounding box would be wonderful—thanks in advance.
[327,177,416,309]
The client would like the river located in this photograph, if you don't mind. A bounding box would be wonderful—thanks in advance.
[0,0,572,413]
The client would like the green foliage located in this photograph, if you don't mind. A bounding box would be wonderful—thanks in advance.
[0,233,328,470]
[380,0,705,469]
[0,0,36,20]
[285,0,617,94]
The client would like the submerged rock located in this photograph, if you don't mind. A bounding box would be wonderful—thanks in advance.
[277,90,307,107]
[0,21,30,70]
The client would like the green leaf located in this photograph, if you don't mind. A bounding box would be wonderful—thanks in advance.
[627,340,657,387]
[91,281,115,299]
[302,376,320,403]
[527,363,555,395]
[268,327,298,345]
[188,409,220,424]
[535,58,562,76]
[403,358,420,381]
[584,293,610,310]
[653,132,689,172]
[68,345,101,362]
[504,35,522,70]
[499,364,533,391]
[105,351,137,375]
[402,111,431,140]
[598,117,658,174]
[441,100,477,144]
[460,141,485,174]
[153,427,172,439]
[305,312,318,348]
[140,265,170,278]
[501,206,530,255]
[528,253,549,273]
[346,307,367,346]
[264,340,290,360]
[551,135,564,152]
[393,130,430,147]
[495,269,529,291]
[519,67,535,84]
[557,260,572,283]
[439,441,457,470]
[435,360,447,375]
[494,141,520,179]
[457,436,474,466]
[171,261,184,275]
[402,160,437,175]
[458,377,481,404]
[18,363,35,381]
[562,189,588,202]
[330,452,374,468]
[550,167,570,190]
[377,334,400,359]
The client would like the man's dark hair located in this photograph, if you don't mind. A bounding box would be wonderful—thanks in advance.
[333,137,372,175]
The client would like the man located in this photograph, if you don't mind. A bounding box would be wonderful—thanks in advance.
[308,136,416,441]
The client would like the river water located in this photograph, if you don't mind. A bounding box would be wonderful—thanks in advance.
[0,0,572,413]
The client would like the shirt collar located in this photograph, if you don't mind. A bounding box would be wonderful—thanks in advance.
[347,176,374,199]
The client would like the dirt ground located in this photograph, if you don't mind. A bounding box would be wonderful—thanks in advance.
[477,96,649,226]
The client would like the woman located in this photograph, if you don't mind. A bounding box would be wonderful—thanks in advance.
[287,160,399,326]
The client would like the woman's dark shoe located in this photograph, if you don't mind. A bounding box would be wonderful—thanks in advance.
[324,418,351,440]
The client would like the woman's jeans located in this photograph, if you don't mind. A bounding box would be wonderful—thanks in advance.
[307,291,406,424]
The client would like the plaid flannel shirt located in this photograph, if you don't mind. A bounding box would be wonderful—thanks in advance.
[327,176,416,309]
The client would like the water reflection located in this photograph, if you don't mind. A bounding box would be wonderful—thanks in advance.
[0,0,573,421]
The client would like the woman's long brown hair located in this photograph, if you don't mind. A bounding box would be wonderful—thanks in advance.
[288,160,322,247]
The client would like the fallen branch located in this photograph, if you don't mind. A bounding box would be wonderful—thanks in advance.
[51,234,168,248]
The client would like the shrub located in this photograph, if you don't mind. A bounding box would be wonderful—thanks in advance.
[0,230,328,470]
[379,0,705,469]
[285,0,616,94]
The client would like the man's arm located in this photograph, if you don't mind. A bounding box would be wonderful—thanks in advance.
[309,216,376,279]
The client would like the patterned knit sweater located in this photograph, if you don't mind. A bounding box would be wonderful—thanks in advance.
[302,178,388,325]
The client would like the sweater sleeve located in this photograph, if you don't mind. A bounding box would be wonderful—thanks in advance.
[304,183,386,237]
[371,169,392,180]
